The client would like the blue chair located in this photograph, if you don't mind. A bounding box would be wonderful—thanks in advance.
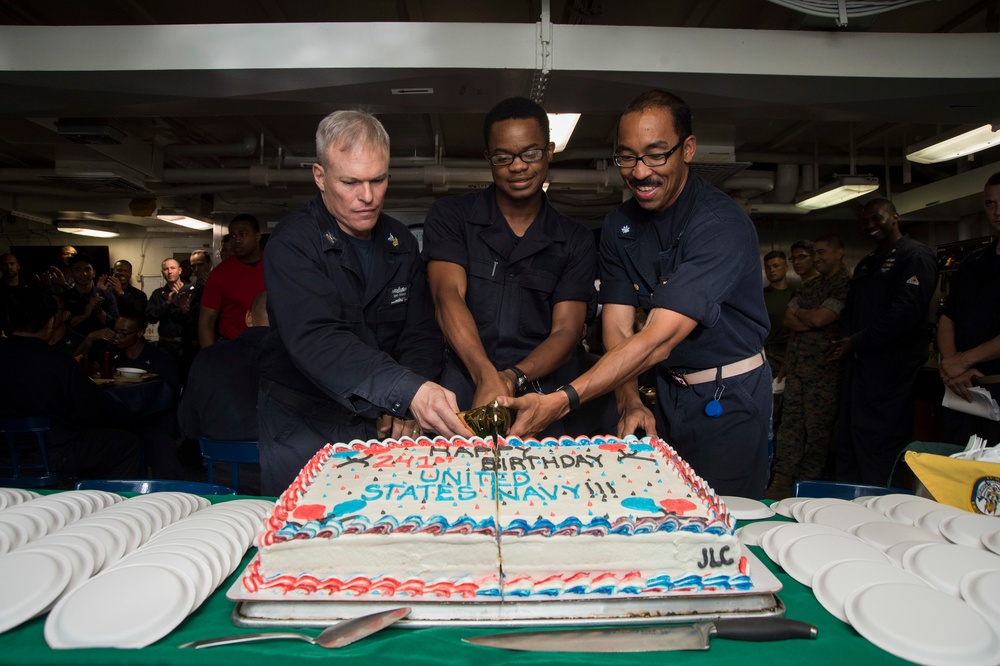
[794,480,911,500]
[74,479,236,495]
[198,438,259,494]
[0,416,66,488]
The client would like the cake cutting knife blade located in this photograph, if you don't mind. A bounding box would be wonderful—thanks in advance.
[462,618,817,652]
[178,606,411,649]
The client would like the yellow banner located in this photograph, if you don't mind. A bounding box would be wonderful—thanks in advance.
[905,451,1000,515]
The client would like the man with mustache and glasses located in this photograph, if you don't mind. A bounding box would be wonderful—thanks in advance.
[500,90,771,498]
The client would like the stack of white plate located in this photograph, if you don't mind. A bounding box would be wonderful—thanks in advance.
[757,493,1000,665]
[45,498,272,649]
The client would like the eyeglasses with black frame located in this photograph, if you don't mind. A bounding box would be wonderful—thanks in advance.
[613,138,687,168]
[487,148,547,167]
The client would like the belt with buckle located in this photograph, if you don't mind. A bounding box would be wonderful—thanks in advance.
[260,379,362,425]
[668,352,766,387]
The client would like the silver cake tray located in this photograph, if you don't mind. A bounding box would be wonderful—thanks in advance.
[228,550,783,629]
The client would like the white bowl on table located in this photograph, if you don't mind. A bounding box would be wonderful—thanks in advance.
[116,367,147,379]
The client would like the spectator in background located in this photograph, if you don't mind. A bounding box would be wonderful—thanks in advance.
[834,198,938,486]
[108,311,183,479]
[198,215,265,348]
[762,250,792,376]
[219,234,233,263]
[179,291,269,494]
[64,253,118,336]
[937,172,1000,446]
[179,249,214,364]
[0,252,29,335]
[0,289,140,479]
[48,294,84,356]
[767,235,850,498]
[789,239,820,282]
[103,259,147,315]
[146,258,195,376]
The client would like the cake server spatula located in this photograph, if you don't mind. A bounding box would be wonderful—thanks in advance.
[178,606,411,649]
[463,617,817,652]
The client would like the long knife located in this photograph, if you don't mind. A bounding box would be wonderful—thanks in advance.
[463,618,817,653]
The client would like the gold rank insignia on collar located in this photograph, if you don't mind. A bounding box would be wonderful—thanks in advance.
[387,232,399,247]
[323,231,338,247]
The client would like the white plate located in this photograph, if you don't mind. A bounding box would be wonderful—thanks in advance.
[128,493,187,523]
[20,542,94,606]
[720,496,775,521]
[113,550,212,610]
[914,506,968,536]
[769,496,809,518]
[938,512,1000,548]
[0,517,29,551]
[33,495,85,524]
[778,533,888,587]
[10,502,67,532]
[960,569,1000,633]
[813,559,928,623]
[45,563,196,649]
[77,515,142,554]
[805,503,890,533]
[903,542,1000,597]
[149,526,239,577]
[795,498,852,522]
[0,512,41,546]
[0,488,35,508]
[760,521,854,564]
[868,493,931,515]
[0,528,10,555]
[119,497,173,529]
[852,495,878,505]
[735,521,781,547]
[885,498,944,526]
[147,537,227,589]
[26,535,99,581]
[116,367,147,377]
[885,540,935,566]
[59,523,126,571]
[983,529,1000,555]
[101,505,156,543]
[849,520,947,552]
[191,508,259,545]
[845,582,1000,666]
[0,549,73,634]
[73,489,122,509]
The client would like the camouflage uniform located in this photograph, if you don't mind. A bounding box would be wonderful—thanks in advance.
[773,267,850,481]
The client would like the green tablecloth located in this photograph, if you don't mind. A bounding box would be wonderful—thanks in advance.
[0,497,911,665]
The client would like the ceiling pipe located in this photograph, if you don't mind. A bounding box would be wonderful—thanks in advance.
[772,164,799,203]
[163,135,257,157]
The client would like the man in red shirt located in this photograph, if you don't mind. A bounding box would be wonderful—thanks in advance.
[198,214,265,347]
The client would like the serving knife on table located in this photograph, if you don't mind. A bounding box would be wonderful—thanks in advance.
[462,617,818,653]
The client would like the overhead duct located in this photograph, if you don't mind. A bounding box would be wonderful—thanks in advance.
[892,163,999,215]
[164,135,258,158]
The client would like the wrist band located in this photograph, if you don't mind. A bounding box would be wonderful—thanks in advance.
[559,384,581,411]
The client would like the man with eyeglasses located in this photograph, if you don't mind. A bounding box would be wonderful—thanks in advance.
[423,97,614,436]
[500,90,771,498]
[198,215,265,348]
[789,239,820,282]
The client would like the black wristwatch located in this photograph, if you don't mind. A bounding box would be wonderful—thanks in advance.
[507,366,528,394]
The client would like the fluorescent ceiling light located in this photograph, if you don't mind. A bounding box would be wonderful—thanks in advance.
[156,213,213,231]
[906,124,1000,164]
[55,221,120,238]
[795,175,879,210]
[547,113,581,153]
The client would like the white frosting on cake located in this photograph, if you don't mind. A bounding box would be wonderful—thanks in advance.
[246,434,748,600]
